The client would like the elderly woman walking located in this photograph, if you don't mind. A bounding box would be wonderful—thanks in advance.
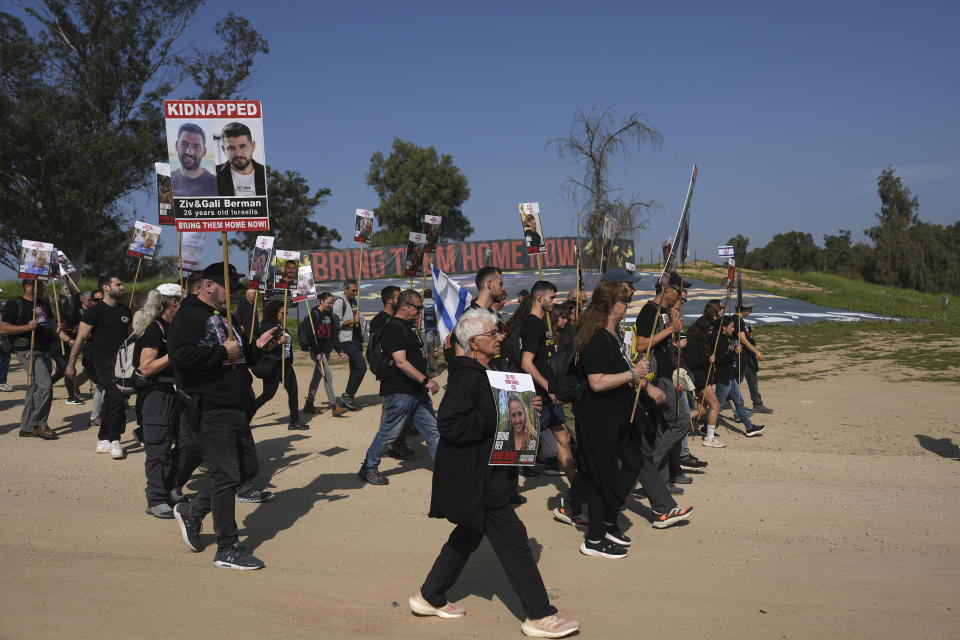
[410,308,580,638]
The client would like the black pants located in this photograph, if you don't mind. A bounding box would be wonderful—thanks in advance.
[142,388,179,506]
[254,361,298,419]
[186,407,259,552]
[50,353,78,399]
[174,407,204,489]
[743,358,763,406]
[421,503,557,620]
[92,352,126,441]
[340,340,366,397]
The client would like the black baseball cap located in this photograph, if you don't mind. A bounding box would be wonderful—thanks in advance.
[201,262,242,288]
[602,268,641,284]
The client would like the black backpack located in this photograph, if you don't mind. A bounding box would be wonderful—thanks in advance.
[298,308,318,351]
[365,319,395,381]
[550,345,587,403]
[499,327,523,372]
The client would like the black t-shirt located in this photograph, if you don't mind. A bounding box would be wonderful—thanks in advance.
[369,310,392,336]
[519,313,554,398]
[379,318,427,396]
[581,328,633,410]
[137,316,171,376]
[635,301,676,380]
[2,296,54,352]
[81,301,132,358]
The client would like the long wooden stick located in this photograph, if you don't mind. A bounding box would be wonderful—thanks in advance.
[303,299,322,376]
[249,289,258,342]
[222,232,235,371]
[281,288,288,385]
[129,256,142,308]
[575,212,582,323]
[64,273,79,292]
[536,254,554,341]
[419,259,429,331]
[178,232,184,294]
[357,243,363,317]
[28,288,37,384]
[51,284,65,356]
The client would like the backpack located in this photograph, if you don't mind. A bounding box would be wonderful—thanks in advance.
[365,319,395,381]
[550,345,587,403]
[298,308,318,351]
[114,332,141,395]
[499,327,523,372]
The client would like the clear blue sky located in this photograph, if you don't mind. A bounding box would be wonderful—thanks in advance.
[8,0,960,278]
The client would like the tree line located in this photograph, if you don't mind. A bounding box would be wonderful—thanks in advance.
[729,167,960,295]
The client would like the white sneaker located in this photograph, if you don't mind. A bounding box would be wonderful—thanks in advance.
[110,440,125,459]
[0,383,13,392]
[702,436,726,448]
[96,439,111,454]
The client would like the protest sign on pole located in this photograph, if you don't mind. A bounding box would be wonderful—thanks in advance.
[180,231,206,272]
[127,220,162,260]
[163,100,269,232]
[422,215,442,253]
[273,250,300,290]
[519,203,546,256]
[18,240,54,280]
[487,371,539,466]
[404,232,427,277]
[155,162,174,225]
[248,236,274,289]
[353,208,375,314]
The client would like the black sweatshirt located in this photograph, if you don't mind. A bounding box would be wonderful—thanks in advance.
[167,295,265,408]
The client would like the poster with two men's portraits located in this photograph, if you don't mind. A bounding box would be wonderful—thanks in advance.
[163,100,269,232]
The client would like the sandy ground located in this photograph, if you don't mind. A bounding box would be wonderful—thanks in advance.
[2,350,960,640]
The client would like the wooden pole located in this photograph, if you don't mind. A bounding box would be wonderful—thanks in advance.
[178,232,184,294]
[599,217,608,274]
[129,256,142,308]
[575,212,582,323]
[28,286,37,384]
[356,243,364,317]
[249,289,258,342]
[51,284,65,356]
[304,299,322,376]
[281,288,288,385]
[536,254,554,339]
[222,232,235,371]
[64,273,79,292]
[419,260,429,331]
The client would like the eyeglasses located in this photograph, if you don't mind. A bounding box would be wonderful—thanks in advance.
[92,297,103,302]
[405,303,423,312]
[473,329,499,340]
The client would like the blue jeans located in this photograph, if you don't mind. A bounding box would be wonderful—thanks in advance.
[363,393,439,469]
[715,379,754,428]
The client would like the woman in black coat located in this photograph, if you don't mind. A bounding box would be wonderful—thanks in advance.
[410,308,580,639]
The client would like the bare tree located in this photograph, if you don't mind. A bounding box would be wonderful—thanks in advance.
[550,104,664,270]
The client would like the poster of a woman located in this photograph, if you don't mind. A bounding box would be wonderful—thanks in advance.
[487,371,539,465]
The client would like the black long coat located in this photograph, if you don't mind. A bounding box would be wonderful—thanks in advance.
[428,356,511,532]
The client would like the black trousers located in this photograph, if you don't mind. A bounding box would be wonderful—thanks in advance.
[50,353,78,399]
[743,358,763,406]
[421,503,557,620]
[91,352,126,442]
[340,340,366,397]
[142,388,180,506]
[186,407,259,551]
[254,361,298,418]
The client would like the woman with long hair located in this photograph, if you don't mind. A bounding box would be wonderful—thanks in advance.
[685,299,725,447]
[134,284,182,519]
[253,300,305,430]
[411,308,580,638]
[505,392,537,451]
[569,282,693,558]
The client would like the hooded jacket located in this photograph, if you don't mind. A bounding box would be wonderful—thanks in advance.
[167,294,265,408]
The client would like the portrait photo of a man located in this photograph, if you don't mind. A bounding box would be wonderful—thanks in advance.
[216,121,267,197]
[171,122,218,197]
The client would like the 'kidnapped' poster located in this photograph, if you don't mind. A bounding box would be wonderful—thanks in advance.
[163,100,269,232]
[487,371,539,466]
[519,202,546,255]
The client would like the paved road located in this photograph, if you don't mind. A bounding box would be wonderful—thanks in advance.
[308,267,896,327]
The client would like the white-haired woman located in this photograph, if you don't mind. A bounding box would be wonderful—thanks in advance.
[410,308,580,639]
[134,283,182,519]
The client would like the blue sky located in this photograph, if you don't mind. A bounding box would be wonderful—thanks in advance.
[7,0,959,278]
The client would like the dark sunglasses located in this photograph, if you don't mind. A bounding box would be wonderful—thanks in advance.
[404,302,423,312]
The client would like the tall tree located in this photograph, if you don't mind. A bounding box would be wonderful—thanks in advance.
[864,166,922,288]
[550,104,664,269]
[365,137,472,246]
[742,231,821,272]
[727,234,750,267]
[0,2,268,275]
[229,167,340,253]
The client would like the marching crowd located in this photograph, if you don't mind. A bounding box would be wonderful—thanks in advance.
[0,261,773,639]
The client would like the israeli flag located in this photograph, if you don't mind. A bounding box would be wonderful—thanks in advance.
[431,263,473,343]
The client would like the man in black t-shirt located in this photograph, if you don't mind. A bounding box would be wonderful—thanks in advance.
[736,300,772,414]
[67,274,132,459]
[358,290,440,486]
[1,279,58,439]
[368,285,400,337]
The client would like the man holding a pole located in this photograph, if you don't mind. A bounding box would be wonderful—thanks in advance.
[67,276,132,459]
[166,262,279,571]
[333,278,366,412]
[2,280,58,440]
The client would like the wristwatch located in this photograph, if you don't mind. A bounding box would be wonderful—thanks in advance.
[422,376,430,386]
[630,369,638,382]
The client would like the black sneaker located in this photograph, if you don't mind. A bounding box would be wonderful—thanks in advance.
[358,465,389,485]
[236,489,272,503]
[680,454,708,470]
[670,474,693,485]
[666,483,685,495]
[65,396,84,405]
[340,394,360,411]
[652,505,694,529]
[753,404,773,414]
[173,502,203,552]
[580,537,628,559]
[521,466,539,478]
[213,543,264,570]
[553,496,589,526]
[509,490,526,505]
[288,418,309,431]
[604,526,631,547]
[133,426,144,447]
[385,441,415,459]
[745,424,766,437]
[541,457,564,476]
